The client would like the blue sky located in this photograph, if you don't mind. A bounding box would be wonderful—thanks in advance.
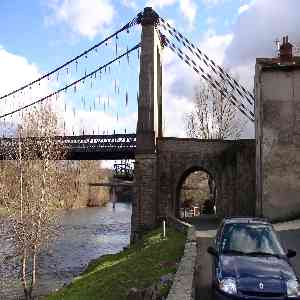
[0,0,243,70]
[0,0,299,142]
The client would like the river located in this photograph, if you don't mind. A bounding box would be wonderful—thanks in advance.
[0,202,132,300]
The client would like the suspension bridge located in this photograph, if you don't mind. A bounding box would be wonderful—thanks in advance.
[0,133,136,160]
[0,7,257,241]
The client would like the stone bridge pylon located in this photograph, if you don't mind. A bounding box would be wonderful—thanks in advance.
[131,7,163,242]
[131,7,256,242]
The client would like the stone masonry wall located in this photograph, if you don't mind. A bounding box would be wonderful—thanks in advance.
[131,154,157,242]
[166,217,196,300]
[156,138,256,219]
[256,63,300,221]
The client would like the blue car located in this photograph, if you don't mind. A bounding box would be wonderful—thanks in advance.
[207,217,299,299]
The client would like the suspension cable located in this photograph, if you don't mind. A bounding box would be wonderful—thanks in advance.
[0,44,141,119]
[159,17,255,106]
[164,37,254,122]
[0,16,139,102]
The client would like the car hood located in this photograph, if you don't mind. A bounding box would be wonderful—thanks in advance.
[219,255,297,295]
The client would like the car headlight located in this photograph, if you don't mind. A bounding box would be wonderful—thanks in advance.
[219,278,237,295]
[287,280,300,298]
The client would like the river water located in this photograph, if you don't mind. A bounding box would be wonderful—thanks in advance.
[0,202,132,299]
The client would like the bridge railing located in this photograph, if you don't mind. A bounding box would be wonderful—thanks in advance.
[0,134,136,160]
[113,161,134,181]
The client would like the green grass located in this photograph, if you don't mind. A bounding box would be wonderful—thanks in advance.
[45,227,186,300]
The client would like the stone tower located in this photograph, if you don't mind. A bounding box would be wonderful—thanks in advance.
[131,7,163,242]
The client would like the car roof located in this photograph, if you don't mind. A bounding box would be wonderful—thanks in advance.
[222,217,271,225]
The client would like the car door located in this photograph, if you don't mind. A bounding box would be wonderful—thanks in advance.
[211,222,224,288]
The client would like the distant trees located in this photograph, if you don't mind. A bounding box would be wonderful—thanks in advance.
[185,78,244,140]
[180,171,217,216]
[181,172,209,206]
[57,160,110,209]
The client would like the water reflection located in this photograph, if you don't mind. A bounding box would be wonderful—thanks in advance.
[0,202,131,299]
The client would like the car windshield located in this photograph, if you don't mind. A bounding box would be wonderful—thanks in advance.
[220,223,285,256]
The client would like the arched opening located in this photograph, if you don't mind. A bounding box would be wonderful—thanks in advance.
[176,168,217,219]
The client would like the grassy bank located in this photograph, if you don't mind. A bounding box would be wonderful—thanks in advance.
[45,227,186,300]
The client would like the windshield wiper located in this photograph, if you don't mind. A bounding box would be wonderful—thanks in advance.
[222,249,246,256]
[246,251,283,259]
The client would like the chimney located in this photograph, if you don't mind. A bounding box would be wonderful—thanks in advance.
[279,35,293,63]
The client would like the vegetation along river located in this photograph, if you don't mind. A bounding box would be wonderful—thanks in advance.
[0,202,132,299]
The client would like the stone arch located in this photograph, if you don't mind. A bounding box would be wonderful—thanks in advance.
[174,164,219,218]
[132,138,256,242]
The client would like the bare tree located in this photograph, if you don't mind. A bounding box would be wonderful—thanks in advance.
[185,78,245,140]
[0,102,112,298]
[184,78,246,214]
[1,104,65,300]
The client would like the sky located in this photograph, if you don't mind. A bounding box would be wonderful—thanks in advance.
[0,0,299,166]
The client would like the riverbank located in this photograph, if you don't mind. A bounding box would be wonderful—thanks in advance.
[45,227,186,300]
[0,203,132,300]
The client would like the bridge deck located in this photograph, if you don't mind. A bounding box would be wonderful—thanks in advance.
[0,134,136,160]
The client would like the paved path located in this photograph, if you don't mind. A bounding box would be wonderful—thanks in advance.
[191,216,218,300]
[192,217,300,300]
[195,237,214,300]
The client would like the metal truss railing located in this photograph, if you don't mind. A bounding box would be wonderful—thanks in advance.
[0,134,136,160]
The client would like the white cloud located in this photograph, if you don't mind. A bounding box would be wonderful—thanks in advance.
[165,18,176,27]
[62,107,137,136]
[157,20,238,137]
[0,47,54,131]
[199,31,234,65]
[219,0,300,106]
[145,0,198,28]
[230,63,254,92]
[163,95,194,137]
[219,0,300,138]
[161,48,196,137]
[0,47,122,138]
[206,16,216,26]
[238,4,250,14]
[46,0,115,39]
[179,0,197,29]
[0,47,91,139]
[225,0,300,69]
[0,47,42,97]
[146,0,177,9]
[192,0,300,138]
[122,0,137,9]
[202,0,225,7]
[159,23,257,137]
[237,0,256,15]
